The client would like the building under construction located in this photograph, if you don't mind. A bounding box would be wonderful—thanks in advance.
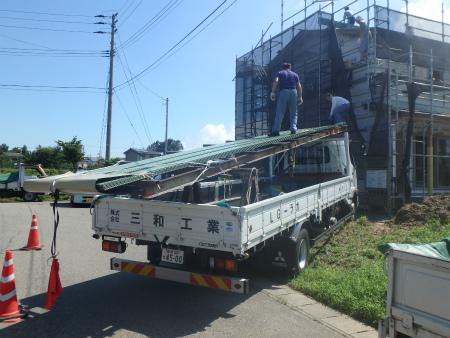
[235,1,450,213]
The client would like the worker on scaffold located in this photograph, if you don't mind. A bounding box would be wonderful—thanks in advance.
[269,63,303,136]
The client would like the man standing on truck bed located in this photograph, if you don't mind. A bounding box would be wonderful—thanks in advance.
[269,63,303,136]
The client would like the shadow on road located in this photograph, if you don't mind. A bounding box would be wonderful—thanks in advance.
[1,272,252,338]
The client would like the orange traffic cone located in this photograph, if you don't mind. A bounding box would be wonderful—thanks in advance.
[0,251,29,322]
[22,214,45,251]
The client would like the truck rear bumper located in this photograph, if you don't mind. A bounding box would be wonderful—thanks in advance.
[110,257,249,294]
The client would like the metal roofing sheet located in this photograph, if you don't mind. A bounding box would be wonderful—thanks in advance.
[23,126,337,195]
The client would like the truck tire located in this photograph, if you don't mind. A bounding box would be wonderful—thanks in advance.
[23,191,37,202]
[295,228,310,273]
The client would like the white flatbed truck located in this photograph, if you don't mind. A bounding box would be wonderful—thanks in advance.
[90,129,358,294]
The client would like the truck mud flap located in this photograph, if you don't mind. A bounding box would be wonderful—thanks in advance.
[110,257,249,294]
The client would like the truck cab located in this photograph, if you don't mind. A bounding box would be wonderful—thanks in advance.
[0,163,47,201]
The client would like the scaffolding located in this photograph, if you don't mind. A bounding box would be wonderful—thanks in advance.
[235,0,450,214]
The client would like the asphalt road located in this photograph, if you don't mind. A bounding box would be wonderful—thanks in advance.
[0,201,347,338]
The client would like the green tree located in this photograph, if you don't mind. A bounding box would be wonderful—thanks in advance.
[148,139,184,153]
[10,145,29,157]
[56,137,84,171]
[0,154,13,168]
[103,157,122,167]
[27,146,64,170]
[0,144,13,168]
[0,144,9,154]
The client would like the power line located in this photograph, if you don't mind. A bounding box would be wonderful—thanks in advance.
[115,90,146,149]
[117,0,143,28]
[117,0,137,22]
[115,0,228,90]
[116,0,182,51]
[0,23,98,34]
[0,9,99,18]
[0,33,57,50]
[116,52,153,145]
[0,15,103,25]
[116,33,153,145]
[141,0,237,75]
[0,84,105,93]
[0,48,108,57]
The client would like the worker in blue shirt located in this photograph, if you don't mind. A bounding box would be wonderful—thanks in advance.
[269,63,303,136]
[326,93,349,125]
[343,7,355,28]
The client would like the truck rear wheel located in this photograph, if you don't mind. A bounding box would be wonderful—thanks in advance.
[295,229,310,273]
[23,191,37,202]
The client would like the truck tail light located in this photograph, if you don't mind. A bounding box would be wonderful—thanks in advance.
[209,257,237,271]
[102,240,126,253]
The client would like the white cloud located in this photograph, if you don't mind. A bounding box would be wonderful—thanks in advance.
[183,123,235,150]
[402,0,450,22]
[199,123,235,145]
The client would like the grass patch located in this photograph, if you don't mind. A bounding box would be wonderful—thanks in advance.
[288,215,450,327]
[0,194,71,202]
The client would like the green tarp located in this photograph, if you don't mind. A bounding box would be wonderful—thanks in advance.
[0,172,19,184]
[378,238,450,259]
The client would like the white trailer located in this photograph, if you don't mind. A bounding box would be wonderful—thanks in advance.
[90,130,358,294]
[378,246,450,338]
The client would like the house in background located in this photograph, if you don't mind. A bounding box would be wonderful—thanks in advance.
[235,2,450,214]
[124,148,161,162]
[83,156,101,168]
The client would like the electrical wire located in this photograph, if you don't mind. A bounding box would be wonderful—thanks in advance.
[116,50,153,145]
[116,0,182,52]
[115,0,229,90]
[117,0,143,28]
[0,15,102,25]
[0,84,105,93]
[0,23,97,34]
[0,9,96,18]
[0,48,108,57]
[141,0,237,75]
[99,67,111,159]
[114,90,146,149]
[116,31,154,144]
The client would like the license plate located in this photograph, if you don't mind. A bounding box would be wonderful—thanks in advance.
[161,248,184,264]
[86,198,93,202]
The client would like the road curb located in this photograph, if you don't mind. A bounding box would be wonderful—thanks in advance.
[247,272,378,338]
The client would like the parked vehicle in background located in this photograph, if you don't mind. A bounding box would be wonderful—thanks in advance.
[0,163,47,201]
[70,169,99,206]
[70,194,99,206]
[378,242,450,338]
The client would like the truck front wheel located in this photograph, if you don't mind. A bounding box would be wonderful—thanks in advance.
[295,229,310,273]
[23,191,37,202]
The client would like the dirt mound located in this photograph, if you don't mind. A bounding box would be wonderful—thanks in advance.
[388,194,450,228]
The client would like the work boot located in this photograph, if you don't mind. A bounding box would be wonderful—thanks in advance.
[269,131,280,137]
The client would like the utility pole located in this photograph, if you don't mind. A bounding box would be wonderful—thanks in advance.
[105,14,116,161]
[164,98,169,155]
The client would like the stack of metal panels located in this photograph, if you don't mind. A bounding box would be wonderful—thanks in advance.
[23,126,337,195]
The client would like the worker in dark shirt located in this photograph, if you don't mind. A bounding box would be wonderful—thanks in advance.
[269,63,303,136]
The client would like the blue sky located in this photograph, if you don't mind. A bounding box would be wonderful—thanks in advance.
[1,0,448,158]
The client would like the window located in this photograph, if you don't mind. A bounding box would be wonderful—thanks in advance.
[413,136,426,189]
[437,138,450,187]
[413,136,450,189]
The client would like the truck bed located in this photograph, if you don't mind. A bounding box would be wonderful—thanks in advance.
[93,175,354,256]
[381,247,450,338]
